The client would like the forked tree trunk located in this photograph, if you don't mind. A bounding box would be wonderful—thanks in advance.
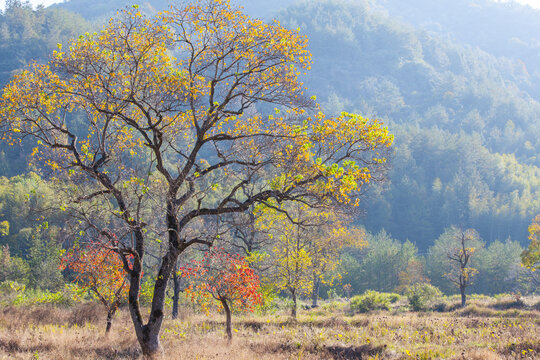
[460,286,467,308]
[221,298,233,341]
[127,218,183,359]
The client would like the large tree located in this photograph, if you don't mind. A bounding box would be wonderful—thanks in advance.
[0,0,393,357]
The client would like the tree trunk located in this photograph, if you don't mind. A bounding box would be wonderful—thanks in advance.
[291,290,297,318]
[172,265,181,320]
[105,309,114,335]
[221,298,232,341]
[311,275,320,308]
[128,213,183,359]
[460,286,467,308]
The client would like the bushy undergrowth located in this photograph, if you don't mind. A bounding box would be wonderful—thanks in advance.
[350,290,400,313]
[405,283,442,311]
[0,280,87,307]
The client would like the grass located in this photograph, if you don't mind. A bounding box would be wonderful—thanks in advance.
[0,296,538,359]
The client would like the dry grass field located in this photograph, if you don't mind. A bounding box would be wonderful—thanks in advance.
[0,297,538,359]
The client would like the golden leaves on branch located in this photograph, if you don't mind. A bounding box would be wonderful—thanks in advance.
[0,0,393,211]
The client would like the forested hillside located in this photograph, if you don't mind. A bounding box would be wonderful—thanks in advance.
[0,0,538,290]
[380,0,540,99]
[274,0,540,249]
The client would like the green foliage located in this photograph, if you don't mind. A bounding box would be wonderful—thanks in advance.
[326,288,340,300]
[0,280,25,293]
[26,225,63,291]
[340,230,417,294]
[405,283,442,311]
[11,284,85,307]
[0,173,62,257]
[349,290,399,313]
[138,276,155,306]
[474,239,525,295]
[0,245,29,284]
[426,227,485,294]
[521,215,539,272]
[0,281,85,306]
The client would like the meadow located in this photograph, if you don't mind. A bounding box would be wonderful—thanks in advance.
[0,295,538,359]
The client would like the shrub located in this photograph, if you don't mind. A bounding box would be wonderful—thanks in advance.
[327,288,341,300]
[491,298,526,310]
[405,283,442,311]
[10,284,86,307]
[321,300,347,312]
[256,283,279,314]
[387,293,401,303]
[350,290,397,313]
[0,280,26,305]
[0,280,25,294]
[433,301,448,312]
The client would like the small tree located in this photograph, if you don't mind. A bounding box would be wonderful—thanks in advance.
[309,225,367,307]
[521,214,540,288]
[61,239,129,335]
[522,214,540,271]
[445,229,479,307]
[180,249,262,340]
[259,204,367,315]
[396,258,430,294]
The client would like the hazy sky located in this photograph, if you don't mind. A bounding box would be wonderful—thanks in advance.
[2,0,540,11]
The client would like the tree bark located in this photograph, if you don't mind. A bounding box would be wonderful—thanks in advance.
[460,286,467,308]
[105,309,114,335]
[311,275,320,308]
[128,202,184,359]
[172,266,181,320]
[291,290,297,318]
[221,298,233,341]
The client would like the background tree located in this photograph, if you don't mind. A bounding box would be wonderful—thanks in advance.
[26,222,63,291]
[60,237,130,335]
[522,214,540,271]
[521,214,540,288]
[0,0,392,356]
[396,258,430,294]
[425,226,485,295]
[0,245,29,285]
[259,203,314,318]
[474,239,524,295]
[340,230,417,294]
[444,228,480,307]
[308,223,367,307]
[180,249,262,340]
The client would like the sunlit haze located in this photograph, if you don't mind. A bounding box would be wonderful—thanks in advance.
[0,0,65,11]
[2,0,540,11]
